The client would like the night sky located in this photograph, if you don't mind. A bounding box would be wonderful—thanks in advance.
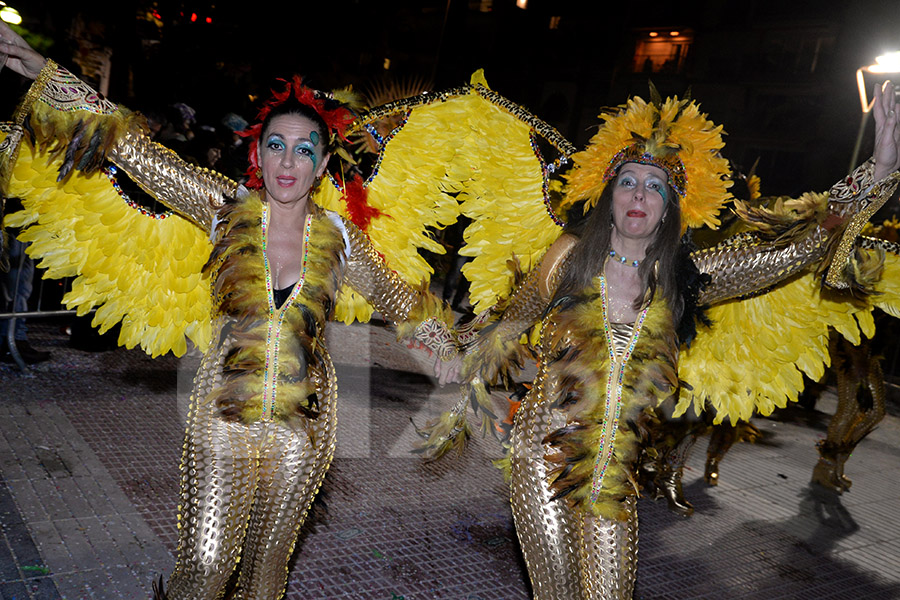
[6,0,900,195]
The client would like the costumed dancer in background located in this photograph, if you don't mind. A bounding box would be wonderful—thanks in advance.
[665,177,900,501]
[0,26,460,599]
[423,83,900,598]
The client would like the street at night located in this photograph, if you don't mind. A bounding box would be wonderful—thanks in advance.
[3,1,900,599]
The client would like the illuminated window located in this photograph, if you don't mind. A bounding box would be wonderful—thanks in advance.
[549,16,561,29]
[632,28,693,74]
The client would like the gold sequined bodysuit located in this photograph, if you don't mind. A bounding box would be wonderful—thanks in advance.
[472,157,899,599]
[4,62,458,600]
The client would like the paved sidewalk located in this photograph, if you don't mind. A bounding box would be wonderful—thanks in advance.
[1,319,899,599]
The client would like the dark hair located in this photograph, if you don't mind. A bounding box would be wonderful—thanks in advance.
[551,176,684,322]
[259,98,331,154]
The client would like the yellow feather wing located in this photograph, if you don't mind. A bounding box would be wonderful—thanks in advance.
[677,269,876,424]
[4,141,212,358]
[326,71,574,321]
[315,91,468,324]
[455,85,569,312]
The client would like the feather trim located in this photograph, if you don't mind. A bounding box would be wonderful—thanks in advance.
[543,285,678,521]
[28,99,146,181]
[459,259,533,386]
[341,171,384,232]
[394,288,455,341]
[412,397,473,462]
[205,192,346,423]
[414,259,540,461]
[675,239,711,346]
[817,228,887,297]
[733,191,828,246]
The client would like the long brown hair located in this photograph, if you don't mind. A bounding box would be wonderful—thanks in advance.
[551,177,684,321]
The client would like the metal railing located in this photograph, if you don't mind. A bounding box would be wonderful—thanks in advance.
[2,237,77,371]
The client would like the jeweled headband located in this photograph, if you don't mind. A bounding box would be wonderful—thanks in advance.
[602,142,687,200]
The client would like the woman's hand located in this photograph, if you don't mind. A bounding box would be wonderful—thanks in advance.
[433,352,463,387]
[0,21,47,80]
[872,80,900,181]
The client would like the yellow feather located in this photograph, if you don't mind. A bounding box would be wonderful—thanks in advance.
[7,140,213,357]
[678,269,874,423]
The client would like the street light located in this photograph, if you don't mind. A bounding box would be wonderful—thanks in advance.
[850,52,900,172]
[0,3,21,25]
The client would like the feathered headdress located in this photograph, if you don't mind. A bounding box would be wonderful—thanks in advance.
[563,87,732,231]
[239,75,357,189]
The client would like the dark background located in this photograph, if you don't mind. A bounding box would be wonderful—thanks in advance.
[5,0,900,196]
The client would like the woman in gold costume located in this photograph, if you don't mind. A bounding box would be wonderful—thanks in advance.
[422,83,900,598]
[0,26,458,599]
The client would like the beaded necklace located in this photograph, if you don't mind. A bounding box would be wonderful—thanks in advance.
[608,248,641,268]
[260,204,313,420]
[590,274,650,503]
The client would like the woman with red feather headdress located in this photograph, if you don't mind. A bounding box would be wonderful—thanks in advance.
[0,24,460,599]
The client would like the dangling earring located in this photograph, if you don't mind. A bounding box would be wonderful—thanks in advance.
[255,168,262,178]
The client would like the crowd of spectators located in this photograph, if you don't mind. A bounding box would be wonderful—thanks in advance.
[140,100,251,183]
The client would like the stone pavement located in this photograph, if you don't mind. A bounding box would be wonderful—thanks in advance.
[1,318,899,599]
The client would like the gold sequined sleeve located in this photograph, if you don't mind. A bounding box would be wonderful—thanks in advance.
[459,236,572,385]
[695,161,900,303]
[341,217,458,360]
[693,230,828,305]
[18,60,237,232]
[108,132,238,231]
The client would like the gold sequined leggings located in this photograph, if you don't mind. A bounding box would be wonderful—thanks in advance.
[165,396,337,599]
[509,380,638,599]
[509,456,638,599]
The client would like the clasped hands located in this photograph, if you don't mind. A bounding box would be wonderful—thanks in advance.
[433,351,464,387]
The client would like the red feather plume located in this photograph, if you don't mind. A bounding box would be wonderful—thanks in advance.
[238,76,356,189]
[341,172,384,232]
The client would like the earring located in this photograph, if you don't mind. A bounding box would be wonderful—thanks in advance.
[255,168,262,178]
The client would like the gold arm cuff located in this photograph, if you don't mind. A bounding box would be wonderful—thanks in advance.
[414,318,459,360]
[824,171,900,289]
[12,59,56,125]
